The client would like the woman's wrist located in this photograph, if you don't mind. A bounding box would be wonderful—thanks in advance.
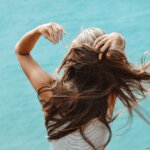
[32,25,42,36]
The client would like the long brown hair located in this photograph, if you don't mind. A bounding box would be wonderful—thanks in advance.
[37,28,150,150]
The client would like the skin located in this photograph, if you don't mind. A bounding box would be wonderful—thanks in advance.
[94,32,125,51]
[15,23,66,93]
[15,22,123,113]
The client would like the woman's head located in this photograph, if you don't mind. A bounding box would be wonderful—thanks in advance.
[38,28,150,150]
[57,28,126,93]
[70,27,105,49]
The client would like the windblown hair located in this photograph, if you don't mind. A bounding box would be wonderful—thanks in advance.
[37,28,150,150]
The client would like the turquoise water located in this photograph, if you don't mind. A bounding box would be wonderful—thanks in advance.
[0,0,150,149]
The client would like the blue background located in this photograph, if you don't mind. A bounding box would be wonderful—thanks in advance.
[0,0,150,149]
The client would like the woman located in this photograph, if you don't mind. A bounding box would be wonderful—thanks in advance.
[15,22,150,150]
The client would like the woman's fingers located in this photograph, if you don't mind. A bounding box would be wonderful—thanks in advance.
[95,38,108,49]
[39,22,66,44]
[44,30,54,43]
[94,33,125,53]
[58,25,66,40]
[94,37,103,47]
[55,24,64,41]
[50,23,66,43]
[100,41,111,52]
[51,25,59,43]
[47,27,55,44]
[59,30,63,40]
[57,24,67,40]
[94,34,108,47]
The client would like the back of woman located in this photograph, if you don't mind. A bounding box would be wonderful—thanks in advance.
[15,22,150,150]
[49,117,107,150]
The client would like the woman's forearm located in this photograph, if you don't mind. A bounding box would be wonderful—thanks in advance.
[15,26,41,55]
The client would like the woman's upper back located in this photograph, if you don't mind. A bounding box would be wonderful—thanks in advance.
[48,117,108,150]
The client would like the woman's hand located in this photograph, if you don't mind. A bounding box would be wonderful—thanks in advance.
[94,32,125,52]
[15,22,67,55]
[37,22,66,44]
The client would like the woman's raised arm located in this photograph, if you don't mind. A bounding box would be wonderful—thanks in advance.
[15,23,66,92]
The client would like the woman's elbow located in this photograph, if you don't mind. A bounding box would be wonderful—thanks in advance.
[14,43,29,55]
[14,43,20,54]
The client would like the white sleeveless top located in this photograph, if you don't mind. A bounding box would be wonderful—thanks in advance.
[47,117,108,150]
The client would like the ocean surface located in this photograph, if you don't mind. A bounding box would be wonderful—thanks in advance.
[0,0,150,150]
